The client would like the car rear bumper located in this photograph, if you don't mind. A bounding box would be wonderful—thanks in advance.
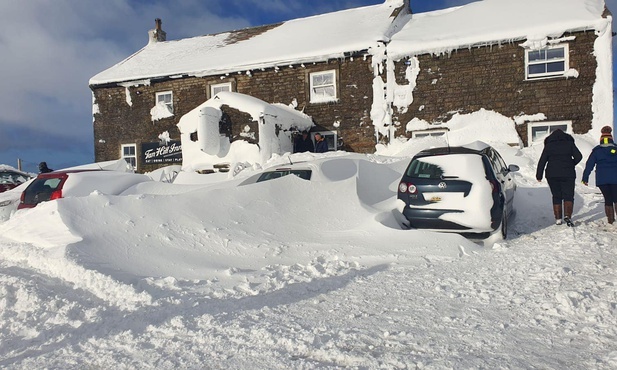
[402,207,471,230]
[16,203,37,210]
[402,206,498,233]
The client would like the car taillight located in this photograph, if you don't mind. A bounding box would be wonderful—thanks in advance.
[50,190,62,200]
[398,182,417,194]
[20,191,25,203]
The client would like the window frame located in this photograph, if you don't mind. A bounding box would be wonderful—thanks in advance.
[411,129,448,139]
[155,91,173,113]
[525,44,569,80]
[309,70,338,103]
[527,121,572,145]
[121,143,137,171]
[210,82,232,98]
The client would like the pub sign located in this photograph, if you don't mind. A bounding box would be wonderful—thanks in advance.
[142,140,182,164]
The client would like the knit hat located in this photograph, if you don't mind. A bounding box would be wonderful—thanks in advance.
[600,126,613,144]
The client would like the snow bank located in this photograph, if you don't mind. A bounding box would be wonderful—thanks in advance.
[2,137,617,367]
[376,109,521,157]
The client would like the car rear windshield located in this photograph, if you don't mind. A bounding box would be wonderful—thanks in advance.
[405,154,483,179]
[257,170,312,182]
[23,178,63,203]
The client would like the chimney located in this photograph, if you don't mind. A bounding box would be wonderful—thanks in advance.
[148,18,167,45]
[385,0,411,9]
[388,0,412,18]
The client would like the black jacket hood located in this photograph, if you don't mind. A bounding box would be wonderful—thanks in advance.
[544,129,574,144]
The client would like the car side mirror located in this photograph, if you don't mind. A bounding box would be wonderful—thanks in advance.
[507,164,520,173]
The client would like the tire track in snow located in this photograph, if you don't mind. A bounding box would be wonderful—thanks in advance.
[0,238,152,311]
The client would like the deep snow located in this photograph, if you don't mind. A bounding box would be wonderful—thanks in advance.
[1,129,616,368]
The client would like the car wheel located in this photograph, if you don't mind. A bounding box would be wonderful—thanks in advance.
[500,208,508,239]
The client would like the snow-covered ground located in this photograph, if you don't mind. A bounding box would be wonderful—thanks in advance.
[1,134,616,369]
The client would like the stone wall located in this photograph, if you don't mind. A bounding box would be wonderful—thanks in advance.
[92,56,377,172]
[390,30,597,145]
[92,30,599,172]
[235,58,377,152]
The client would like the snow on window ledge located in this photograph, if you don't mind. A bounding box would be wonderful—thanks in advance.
[150,102,174,121]
[309,97,339,104]
[563,68,579,79]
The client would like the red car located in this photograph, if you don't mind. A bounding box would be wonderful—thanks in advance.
[0,168,33,193]
[18,169,152,209]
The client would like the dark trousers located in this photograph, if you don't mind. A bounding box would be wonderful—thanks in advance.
[547,177,575,204]
[599,184,617,205]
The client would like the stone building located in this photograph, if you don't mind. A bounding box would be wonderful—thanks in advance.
[90,0,612,172]
[90,0,410,172]
[383,0,613,147]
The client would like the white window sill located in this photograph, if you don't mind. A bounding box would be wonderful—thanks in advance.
[309,98,339,104]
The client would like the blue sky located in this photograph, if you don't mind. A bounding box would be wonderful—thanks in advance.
[0,0,613,173]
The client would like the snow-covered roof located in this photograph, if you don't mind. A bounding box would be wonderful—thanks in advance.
[387,0,609,59]
[178,91,314,134]
[90,0,408,86]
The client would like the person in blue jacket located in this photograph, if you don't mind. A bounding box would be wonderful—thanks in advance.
[582,125,617,224]
[314,133,329,153]
[536,129,583,226]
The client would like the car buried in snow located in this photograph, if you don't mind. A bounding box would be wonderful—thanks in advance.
[397,141,519,239]
[17,169,152,209]
[0,168,33,193]
[239,157,351,186]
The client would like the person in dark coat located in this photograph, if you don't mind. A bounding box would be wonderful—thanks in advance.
[314,133,329,153]
[38,162,53,173]
[582,126,617,224]
[294,131,314,153]
[536,129,583,226]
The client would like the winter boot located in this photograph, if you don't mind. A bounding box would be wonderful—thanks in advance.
[553,204,563,225]
[607,205,616,225]
[563,201,574,227]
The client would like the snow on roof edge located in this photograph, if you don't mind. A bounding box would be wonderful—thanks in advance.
[89,47,376,87]
[387,0,608,60]
[388,20,608,61]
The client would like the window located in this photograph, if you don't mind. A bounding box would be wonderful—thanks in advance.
[310,70,337,103]
[411,129,448,139]
[257,170,312,183]
[528,121,572,144]
[405,159,444,179]
[525,44,568,79]
[210,82,232,97]
[156,91,173,113]
[313,131,337,151]
[121,144,137,170]
[487,148,508,175]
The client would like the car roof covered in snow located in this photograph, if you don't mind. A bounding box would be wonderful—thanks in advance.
[413,141,492,157]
